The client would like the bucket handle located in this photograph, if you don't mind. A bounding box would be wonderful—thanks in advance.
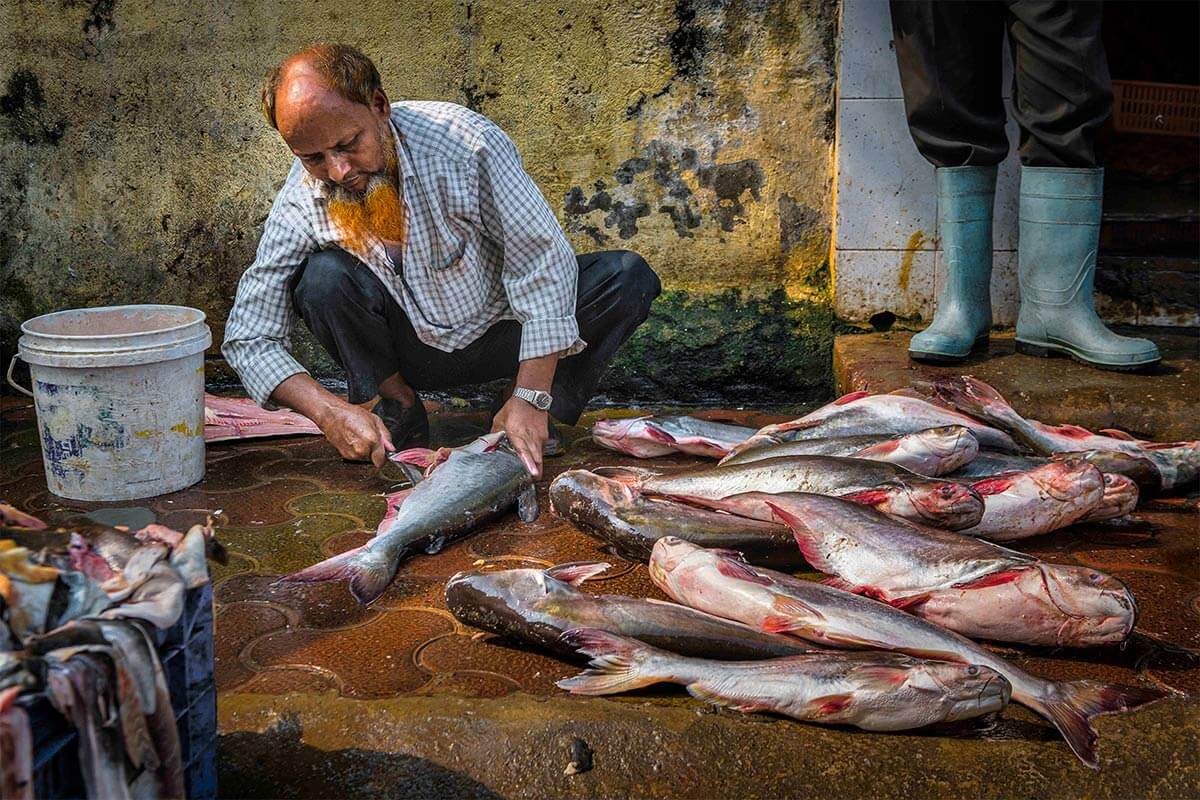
[5,354,35,398]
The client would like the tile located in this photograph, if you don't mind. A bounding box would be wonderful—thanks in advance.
[932,249,1020,327]
[833,248,935,322]
[835,98,937,251]
[839,0,902,100]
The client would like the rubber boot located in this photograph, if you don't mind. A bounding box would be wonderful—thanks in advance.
[909,166,998,362]
[1015,167,1161,370]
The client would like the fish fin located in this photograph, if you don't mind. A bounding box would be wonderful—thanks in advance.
[709,548,748,562]
[847,666,911,689]
[760,594,825,635]
[390,446,438,469]
[763,501,836,574]
[1043,423,1096,441]
[556,628,660,695]
[1034,681,1169,770]
[592,466,659,483]
[643,426,678,445]
[545,561,611,586]
[278,546,396,605]
[833,390,871,406]
[686,683,772,714]
[854,439,900,457]
[820,576,857,591]
[887,592,933,612]
[808,693,854,716]
[837,488,893,509]
[715,558,772,586]
[1098,428,1138,441]
[971,475,1018,496]
[517,485,539,523]
[951,569,1027,590]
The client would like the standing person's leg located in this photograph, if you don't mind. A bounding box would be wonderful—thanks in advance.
[891,1,1007,362]
[1006,1,1160,369]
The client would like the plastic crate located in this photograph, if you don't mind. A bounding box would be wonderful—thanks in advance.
[1112,80,1200,137]
[24,582,216,799]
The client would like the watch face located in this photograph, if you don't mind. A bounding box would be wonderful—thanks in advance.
[534,392,552,411]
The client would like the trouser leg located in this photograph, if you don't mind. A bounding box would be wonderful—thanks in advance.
[290,248,408,405]
[1004,0,1112,167]
[890,0,1009,167]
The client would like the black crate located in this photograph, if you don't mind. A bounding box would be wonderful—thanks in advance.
[24,582,217,799]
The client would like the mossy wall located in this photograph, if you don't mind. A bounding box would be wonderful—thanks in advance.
[1,0,839,403]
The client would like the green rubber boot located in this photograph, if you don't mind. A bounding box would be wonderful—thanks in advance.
[1015,167,1161,370]
[909,166,998,362]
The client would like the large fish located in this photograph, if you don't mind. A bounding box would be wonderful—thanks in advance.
[719,425,979,477]
[627,455,985,531]
[711,492,1137,647]
[726,390,1019,460]
[922,376,1199,491]
[648,538,1166,769]
[445,561,812,661]
[549,470,802,569]
[284,433,537,604]
[961,460,1107,541]
[557,628,1010,732]
[591,415,758,459]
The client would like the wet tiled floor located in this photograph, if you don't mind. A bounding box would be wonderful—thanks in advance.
[2,398,1198,708]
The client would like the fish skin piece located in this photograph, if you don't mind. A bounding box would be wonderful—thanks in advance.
[648,538,1166,769]
[720,426,980,477]
[921,376,1199,491]
[961,460,1106,542]
[638,455,985,531]
[444,562,813,662]
[0,504,46,530]
[591,415,758,459]
[557,628,1010,732]
[548,469,803,569]
[726,391,1019,461]
[203,393,322,442]
[283,434,537,605]
[749,492,1138,647]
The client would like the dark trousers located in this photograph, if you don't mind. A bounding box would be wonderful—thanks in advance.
[890,0,1112,168]
[291,249,661,425]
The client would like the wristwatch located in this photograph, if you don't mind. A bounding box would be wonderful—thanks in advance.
[512,387,553,412]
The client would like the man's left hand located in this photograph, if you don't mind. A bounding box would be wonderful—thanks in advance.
[492,397,547,478]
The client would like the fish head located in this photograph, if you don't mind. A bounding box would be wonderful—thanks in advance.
[591,417,677,458]
[1087,473,1140,521]
[648,536,703,590]
[1025,459,1105,503]
[906,662,1012,721]
[1057,450,1163,496]
[1031,565,1139,645]
[548,470,636,519]
[846,480,984,530]
[911,426,980,467]
[444,567,554,634]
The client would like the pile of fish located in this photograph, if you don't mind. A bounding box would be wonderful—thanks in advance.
[0,505,222,799]
[279,376,1189,768]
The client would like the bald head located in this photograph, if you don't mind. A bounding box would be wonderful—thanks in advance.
[262,44,394,196]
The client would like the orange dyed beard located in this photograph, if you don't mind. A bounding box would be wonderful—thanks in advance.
[325,152,405,255]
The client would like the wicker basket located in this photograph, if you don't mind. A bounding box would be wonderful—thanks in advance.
[1111,80,1200,137]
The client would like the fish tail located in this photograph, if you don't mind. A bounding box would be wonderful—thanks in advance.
[277,546,397,605]
[555,628,666,695]
[1034,680,1169,769]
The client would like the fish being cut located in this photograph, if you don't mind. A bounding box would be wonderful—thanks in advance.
[283,433,537,604]
[591,416,757,459]
[558,628,1010,731]
[549,470,802,569]
[445,561,812,660]
[648,537,1165,769]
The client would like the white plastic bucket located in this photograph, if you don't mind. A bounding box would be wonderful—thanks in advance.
[15,304,212,501]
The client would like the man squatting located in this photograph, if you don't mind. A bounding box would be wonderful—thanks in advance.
[222,44,661,477]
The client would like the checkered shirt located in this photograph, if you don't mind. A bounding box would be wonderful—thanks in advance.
[222,101,584,406]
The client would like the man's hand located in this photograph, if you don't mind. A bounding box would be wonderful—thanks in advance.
[318,403,396,467]
[270,373,394,468]
[492,397,547,478]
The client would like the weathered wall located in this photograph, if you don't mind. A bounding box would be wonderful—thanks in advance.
[0,0,839,403]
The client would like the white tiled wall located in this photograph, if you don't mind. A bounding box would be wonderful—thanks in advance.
[833,0,1020,324]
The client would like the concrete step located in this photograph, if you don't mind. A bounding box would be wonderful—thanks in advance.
[833,329,1199,442]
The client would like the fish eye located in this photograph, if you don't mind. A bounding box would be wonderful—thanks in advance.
[966,665,980,676]
[1089,573,1105,584]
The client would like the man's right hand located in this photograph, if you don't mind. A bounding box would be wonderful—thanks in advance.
[317,403,395,467]
[270,373,394,468]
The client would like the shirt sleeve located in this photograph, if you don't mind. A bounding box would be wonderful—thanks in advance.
[220,192,318,407]
[476,124,586,362]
